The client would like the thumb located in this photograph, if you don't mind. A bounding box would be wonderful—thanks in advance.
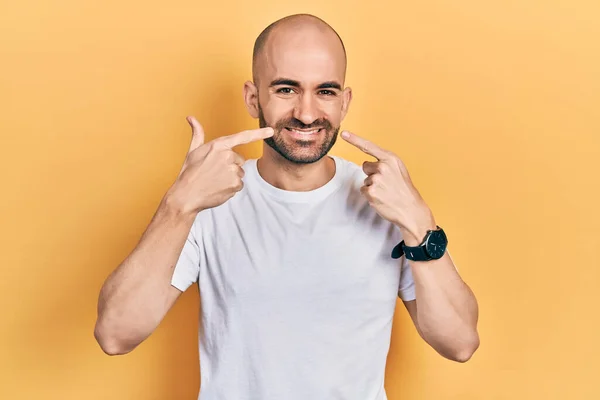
[186,116,205,152]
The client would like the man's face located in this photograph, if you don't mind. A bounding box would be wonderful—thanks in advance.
[250,26,351,164]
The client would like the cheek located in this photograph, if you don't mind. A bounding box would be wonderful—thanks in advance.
[263,97,295,121]
[321,101,343,125]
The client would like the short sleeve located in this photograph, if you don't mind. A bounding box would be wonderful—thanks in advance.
[170,222,200,292]
[398,255,416,301]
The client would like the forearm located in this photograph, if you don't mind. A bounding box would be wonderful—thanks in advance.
[94,193,196,354]
[410,252,480,361]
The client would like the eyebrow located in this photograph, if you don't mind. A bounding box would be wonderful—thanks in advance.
[269,78,342,91]
[317,81,342,91]
[270,78,301,87]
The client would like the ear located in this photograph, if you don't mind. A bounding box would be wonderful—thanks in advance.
[340,86,353,121]
[243,80,259,119]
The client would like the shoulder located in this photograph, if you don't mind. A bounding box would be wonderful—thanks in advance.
[333,156,366,188]
[241,158,257,172]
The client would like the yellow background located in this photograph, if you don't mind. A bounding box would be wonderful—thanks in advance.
[1,1,599,399]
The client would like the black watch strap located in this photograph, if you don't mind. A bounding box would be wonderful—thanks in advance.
[391,241,405,259]
[391,240,429,260]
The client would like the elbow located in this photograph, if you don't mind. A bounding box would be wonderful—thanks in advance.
[451,333,480,363]
[94,323,135,356]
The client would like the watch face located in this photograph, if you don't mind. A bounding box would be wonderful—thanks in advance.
[425,229,447,259]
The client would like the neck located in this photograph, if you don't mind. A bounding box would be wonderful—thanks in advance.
[257,144,336,192]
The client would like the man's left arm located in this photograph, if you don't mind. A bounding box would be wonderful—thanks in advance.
[341,130,480,363]
[401,233,480,362]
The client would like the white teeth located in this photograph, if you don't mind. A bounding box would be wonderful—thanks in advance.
[289,128,320,135]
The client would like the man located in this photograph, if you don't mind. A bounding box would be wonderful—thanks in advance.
[94,13,480,400]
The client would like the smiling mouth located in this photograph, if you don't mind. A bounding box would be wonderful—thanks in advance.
[285,127,323,135]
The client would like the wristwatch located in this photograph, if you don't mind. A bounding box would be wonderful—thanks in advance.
[391,226,448,261]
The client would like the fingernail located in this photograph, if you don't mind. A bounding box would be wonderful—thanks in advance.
[341,131,349,138]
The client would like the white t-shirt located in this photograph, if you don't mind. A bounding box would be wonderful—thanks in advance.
[172,155,416,400]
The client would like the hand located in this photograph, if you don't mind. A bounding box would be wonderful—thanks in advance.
[341,130,436,245]
[168,116,274,215]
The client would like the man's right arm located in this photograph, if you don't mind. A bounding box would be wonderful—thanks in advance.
[93,193,196,355]
[93,117,274,355]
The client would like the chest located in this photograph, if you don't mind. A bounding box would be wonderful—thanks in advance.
[199,197,402,308]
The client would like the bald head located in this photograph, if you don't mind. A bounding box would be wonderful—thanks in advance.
[252,14,347,84]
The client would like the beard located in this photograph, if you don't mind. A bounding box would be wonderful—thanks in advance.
[258,104,339,164]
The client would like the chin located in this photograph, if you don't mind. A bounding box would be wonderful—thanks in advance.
[287,151,328,164]
[279,148,328,164]
[265,136,331,164]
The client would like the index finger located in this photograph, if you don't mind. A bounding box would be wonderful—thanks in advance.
[219,127,274,148]
[341,130,389,160]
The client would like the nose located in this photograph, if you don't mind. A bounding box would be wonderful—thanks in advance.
[292,92,320,126]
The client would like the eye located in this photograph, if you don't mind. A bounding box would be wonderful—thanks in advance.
[318,90,337,96]
[276,87,296,94]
